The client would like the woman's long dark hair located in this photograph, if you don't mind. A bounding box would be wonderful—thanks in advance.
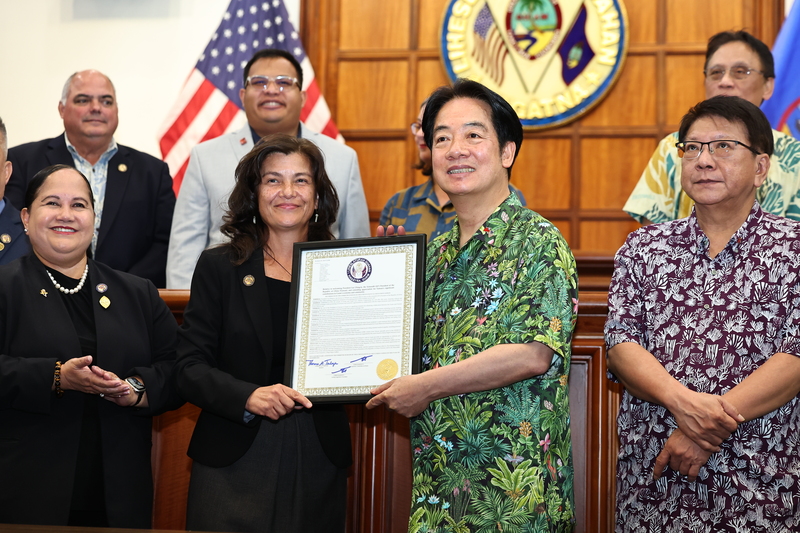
[221,133,340,265]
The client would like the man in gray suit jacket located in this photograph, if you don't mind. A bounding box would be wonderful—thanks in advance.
[166,49,370,288]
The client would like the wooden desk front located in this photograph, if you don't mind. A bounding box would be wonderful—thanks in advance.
[152,289,620,532]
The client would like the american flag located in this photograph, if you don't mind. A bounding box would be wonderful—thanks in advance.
[158,0,342,194]
[472,4,508,86]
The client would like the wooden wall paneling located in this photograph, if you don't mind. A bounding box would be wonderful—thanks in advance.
[665,53,707,126]
[301,0,336,113]
[419,0,449,49]
[573,291,621,533]
[626,0,657,45]
[344,405,412,533]
[579,137,655,210]
[336,61,410,131]
[415,58,450,105]
[309,0,784,257]
[664,0,745,43]
[338,1,411,50]
[580,55,658,128]
[347,139,407,219]
[514,137,572,211]
[578,220,639,258]
[151,405,200,530]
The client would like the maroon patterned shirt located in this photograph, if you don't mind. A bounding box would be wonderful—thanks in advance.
[606,202,800,531]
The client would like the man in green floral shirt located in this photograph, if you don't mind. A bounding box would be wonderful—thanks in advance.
[368,79,578,532]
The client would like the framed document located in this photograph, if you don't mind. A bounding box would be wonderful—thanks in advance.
[285,234,426,403]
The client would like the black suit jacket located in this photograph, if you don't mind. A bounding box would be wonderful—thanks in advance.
[0,200,30,266]
[176,246,352,469]
[7,135,175,287]
[0,254,181,527]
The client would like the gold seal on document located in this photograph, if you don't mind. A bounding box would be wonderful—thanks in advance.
[376,359,399,381]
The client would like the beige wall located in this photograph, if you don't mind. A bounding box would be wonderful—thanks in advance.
[0,0,300,157]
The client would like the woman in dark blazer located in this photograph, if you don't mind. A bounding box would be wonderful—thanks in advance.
[0,164,180,528]
[176,134,352,533]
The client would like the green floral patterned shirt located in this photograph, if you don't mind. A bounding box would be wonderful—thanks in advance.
[409,193,578,533]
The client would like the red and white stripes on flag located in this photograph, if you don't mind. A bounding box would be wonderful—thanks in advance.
[157,0,342,194]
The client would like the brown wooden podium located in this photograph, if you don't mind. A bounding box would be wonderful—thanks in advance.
[152,265,619,532]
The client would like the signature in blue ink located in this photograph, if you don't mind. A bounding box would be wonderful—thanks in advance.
[307,359,339,367]
[350,355,373,363]
[332,367,351,374]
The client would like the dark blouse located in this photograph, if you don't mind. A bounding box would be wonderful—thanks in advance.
[49,268,105,524]
[266,276,291,385]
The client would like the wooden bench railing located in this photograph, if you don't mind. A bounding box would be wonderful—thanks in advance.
[153,267,619,532]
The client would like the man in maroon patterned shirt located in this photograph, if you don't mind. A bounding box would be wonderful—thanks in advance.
[606,95,800,531]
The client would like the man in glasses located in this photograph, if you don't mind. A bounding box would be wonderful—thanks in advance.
[606,95,800,530]
[166,48,369,289]
[5,70,175,287]
[624,30,800,224]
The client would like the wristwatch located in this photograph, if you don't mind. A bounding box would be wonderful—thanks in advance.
[125,377,146,407]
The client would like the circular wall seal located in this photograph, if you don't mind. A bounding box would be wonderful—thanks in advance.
[440,0,629,130]
[347,258,372,283]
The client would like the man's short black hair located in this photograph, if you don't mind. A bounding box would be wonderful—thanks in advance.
[679,95,774,157]
[243,49,303,88]
[422,79,523,179]
[705,31,775,79]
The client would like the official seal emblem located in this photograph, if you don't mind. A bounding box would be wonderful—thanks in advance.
[347,258,372,283]
[441,0,629,130]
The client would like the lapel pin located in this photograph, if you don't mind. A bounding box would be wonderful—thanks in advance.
[1,234,10,244]
[118,163,128,172]
[96,283,108,293]
[239,137,247,145]
[243,275,255,286]
[40,289,48,297]
[0,243,4,251]
[99,296,111,308]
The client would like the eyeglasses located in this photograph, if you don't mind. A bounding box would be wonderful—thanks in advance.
[245,75,300,91]
[704,66,766,81]
[675,140,759,160]
[410,121,422,134]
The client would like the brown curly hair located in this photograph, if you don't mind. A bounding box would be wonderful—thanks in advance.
[220,133,340,265]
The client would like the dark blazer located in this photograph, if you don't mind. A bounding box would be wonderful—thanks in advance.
[7,135,175,287]
[0,254,181,527]
[0,200,29,265]
[176,246,352,469]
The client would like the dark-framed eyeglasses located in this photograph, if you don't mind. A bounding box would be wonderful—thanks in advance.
[704,66,767,81]
[245,75,300,92]
[675,140,760,160]
[410,121,422,135]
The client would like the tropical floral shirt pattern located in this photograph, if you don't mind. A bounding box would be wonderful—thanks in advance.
[379,180,526,240]
[605,203,800,532]
[623,130,800,223]
[409,193,578,533]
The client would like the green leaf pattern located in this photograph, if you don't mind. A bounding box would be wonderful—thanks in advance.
[409,194,578,532]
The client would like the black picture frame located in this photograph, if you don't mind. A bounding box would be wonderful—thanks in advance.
[284,234,426,403]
